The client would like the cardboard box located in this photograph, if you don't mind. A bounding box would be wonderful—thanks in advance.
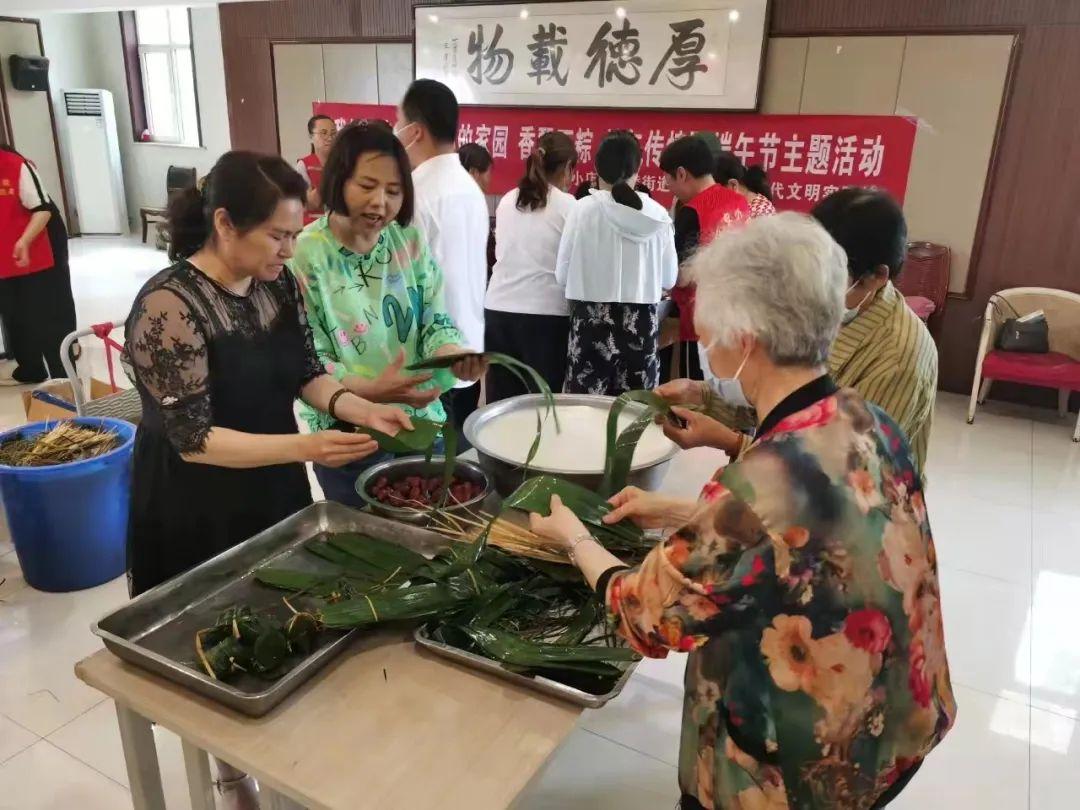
[22,378,117,422]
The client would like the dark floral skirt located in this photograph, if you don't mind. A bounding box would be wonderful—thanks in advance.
[564,301,660,396]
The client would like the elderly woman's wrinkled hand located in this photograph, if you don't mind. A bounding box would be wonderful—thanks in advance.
[655,378,706,408]
[663,407,743,457]
[529,494,589,547]
[604,487,697,530]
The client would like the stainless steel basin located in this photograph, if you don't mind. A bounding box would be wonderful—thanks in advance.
[463,393,677,497]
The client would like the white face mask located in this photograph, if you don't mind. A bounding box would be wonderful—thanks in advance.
[704,344,752,408]
[392,122,419,152]
[842,281,874,326]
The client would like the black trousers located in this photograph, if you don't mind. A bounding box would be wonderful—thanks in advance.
[0,210,75,380]
[484,308,570,403]
[441,383,481,450]
[0,261,76,380]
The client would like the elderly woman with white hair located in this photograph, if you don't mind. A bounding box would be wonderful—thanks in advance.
[530,213,955,809]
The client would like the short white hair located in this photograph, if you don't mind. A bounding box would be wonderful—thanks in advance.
[691,212,848,366]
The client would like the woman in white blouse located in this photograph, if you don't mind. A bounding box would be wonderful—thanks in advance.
[556,130,678,395]
[484,131,577,401]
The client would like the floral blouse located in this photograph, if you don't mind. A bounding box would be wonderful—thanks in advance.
[290,217,464,431]
[605,385,955,809]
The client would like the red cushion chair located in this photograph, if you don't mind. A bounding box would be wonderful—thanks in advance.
[968,288,1080,442]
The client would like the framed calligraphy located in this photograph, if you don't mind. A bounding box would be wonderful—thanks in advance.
[414,0,770,110]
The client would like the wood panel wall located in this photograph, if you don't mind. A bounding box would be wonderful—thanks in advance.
[219,0,1080,401]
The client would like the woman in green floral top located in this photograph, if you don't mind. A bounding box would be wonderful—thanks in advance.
[291,121,485,506]
[530,214,955,809]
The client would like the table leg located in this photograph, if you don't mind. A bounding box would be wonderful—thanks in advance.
[181,740,215,810]
[261,786,307,810]
[114,703,166,810]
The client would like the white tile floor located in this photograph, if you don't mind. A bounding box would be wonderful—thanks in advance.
[1,236,1079,809]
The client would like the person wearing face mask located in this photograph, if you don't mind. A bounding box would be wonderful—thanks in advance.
[528,213,955,810]
[657,188,938,476]
[394,80,489,435]
[485,130,577,402]
[659,135,750,381]
[557,130,678,395]
[290,121,486,507]
[296,114,338,224]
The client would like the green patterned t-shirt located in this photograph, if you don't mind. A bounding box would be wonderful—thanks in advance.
[290,217,463,432]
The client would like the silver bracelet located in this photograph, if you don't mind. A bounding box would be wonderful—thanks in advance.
[566,531,593,564]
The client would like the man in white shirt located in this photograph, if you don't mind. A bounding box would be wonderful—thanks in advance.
[395,79,489,433]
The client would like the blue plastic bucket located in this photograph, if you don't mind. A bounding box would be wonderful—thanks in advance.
[0,417,135,592]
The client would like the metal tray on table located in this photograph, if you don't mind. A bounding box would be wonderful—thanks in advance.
[414,626,638,709]
[92,501,451,717]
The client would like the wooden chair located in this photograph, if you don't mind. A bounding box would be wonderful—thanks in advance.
[139,165,197,244]
[967,287,1080,442]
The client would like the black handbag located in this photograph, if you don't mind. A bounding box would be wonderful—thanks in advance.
[992,296,1049,353]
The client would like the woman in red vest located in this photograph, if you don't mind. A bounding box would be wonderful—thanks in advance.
[0,145,75,386]
[295,114,337,225]
[660,135,750,380]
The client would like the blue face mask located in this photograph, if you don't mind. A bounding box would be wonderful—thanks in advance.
[702,344,752,408]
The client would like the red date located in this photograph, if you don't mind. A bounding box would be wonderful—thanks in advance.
[369,474,485,508]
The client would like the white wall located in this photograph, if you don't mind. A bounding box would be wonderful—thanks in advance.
[0,19,69,226]
[39,6,231,232]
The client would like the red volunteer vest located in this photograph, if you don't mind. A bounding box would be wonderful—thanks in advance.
[299,152,325,225]
[0,151,54,279]
[671,184,750,341]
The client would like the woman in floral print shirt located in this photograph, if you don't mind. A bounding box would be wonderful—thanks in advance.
[530,213,955,809]
[290,121,486,506]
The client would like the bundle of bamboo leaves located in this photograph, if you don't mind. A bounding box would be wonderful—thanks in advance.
[238,522,647,694]
[199,381,681,692]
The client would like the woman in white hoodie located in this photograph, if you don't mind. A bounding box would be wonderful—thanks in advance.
[556,130,678,395]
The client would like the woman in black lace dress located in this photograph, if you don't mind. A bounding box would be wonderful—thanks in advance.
[124,152,411,599]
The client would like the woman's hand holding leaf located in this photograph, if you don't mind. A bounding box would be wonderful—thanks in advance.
[347,349,439,408]
[662,407,742,455]
[357,402,413,437]
[654,378,706,409]
[528,494,590,547]
[604,487,697,530]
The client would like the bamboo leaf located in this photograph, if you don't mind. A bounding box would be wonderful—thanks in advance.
[357,417,442,455]
[319,576,481,629]
[503,476,645,548]
[456,625,639,676]
[600,390,673,497]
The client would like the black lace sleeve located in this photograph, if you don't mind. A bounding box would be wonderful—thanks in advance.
[126,287,213,454]
[284,269,327,387]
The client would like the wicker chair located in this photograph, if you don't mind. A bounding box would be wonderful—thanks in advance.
[896,242,950,326]
[967,287,1080,442]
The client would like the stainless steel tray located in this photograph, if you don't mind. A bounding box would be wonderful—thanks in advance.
[414,625,637,709]
[92,501,451,717]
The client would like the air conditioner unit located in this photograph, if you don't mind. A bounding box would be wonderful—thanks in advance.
[60,89,128,235]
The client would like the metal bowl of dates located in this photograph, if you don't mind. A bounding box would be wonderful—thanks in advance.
[355,456,492,524]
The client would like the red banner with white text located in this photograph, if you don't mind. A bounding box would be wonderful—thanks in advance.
[314,102,916,211]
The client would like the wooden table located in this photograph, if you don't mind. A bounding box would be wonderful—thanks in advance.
[76,633,581,810]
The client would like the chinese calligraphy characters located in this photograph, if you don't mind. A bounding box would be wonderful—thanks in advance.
[649,19,708,89]
[585,18,643,87]
[468,23,514,85]
[528,23,568,85]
